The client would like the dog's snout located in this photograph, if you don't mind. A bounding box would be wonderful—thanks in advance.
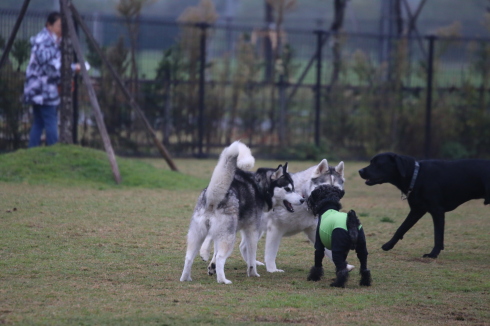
[358,168,364,176]
[300,198,305,204]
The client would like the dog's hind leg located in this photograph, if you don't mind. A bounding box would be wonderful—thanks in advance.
[207,242,218,276]
[241,229,260,277]
[485,184,490,205]
[213,235,236,284]
[423,210,445,258]
[239,236,264,267]
[200,234,213,261]
[180,220,208,282]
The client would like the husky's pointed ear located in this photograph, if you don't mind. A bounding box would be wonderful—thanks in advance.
[335,161,345,178]
[312,159,329,178]
[283,162,289,173]
[271,164,284,181]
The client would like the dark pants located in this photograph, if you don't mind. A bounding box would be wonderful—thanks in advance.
[29,104,58,147]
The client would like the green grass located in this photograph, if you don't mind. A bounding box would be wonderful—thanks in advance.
[0,147,489,325]
[0,144,207,190]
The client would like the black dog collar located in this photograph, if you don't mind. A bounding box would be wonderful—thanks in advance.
[402,161,419,200]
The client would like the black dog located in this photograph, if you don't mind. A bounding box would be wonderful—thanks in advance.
[306,185,371,288]
[359,152,490,258]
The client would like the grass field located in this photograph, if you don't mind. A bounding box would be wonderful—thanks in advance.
[1,145,489,325]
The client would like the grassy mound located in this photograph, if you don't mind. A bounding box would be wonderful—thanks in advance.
[0,144,207,190]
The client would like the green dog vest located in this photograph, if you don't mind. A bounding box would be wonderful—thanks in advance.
[319,209,361,250]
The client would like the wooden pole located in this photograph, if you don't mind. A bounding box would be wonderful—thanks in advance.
[424,35,435,159]
[69,2,179,172]
[0,0,31,70]
[59,0,74,144]
[61,0,121,184]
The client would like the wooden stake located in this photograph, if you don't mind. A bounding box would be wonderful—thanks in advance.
[0,0,31,70]
[69,2,179,172]
[61,0,121,184]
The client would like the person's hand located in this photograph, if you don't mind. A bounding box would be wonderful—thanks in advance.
[71,63,81,73]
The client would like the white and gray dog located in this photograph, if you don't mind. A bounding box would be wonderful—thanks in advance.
[180,141,304,284]
[199,159,352,273]
[262,159,355,273]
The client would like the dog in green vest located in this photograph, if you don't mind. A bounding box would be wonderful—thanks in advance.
[306,184,372,288]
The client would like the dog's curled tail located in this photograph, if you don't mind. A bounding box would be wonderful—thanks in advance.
[236,141,255,171]
[347,210,360,250]
[205,141,252,208]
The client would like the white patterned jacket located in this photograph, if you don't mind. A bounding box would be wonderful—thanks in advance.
[23,27,61,106]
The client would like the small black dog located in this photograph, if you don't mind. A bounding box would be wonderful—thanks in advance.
[306,185,371,288]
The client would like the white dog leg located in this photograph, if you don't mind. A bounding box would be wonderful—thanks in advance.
[180,224,207,282]
[200,234,213,261]
[241,230,260,277]
[264,226,284,272]
[214,237,235,284]
[207,239,219,275]
[240,234,264,266]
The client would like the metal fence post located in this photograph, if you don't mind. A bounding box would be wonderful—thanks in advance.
[314,30,324,147]
[197,23,208,158]
[425,35,436,159]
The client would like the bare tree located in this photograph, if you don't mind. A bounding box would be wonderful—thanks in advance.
[329,0,348,87]
[264,0,296,145]
[59,0,74,144]
[116,0,155,138]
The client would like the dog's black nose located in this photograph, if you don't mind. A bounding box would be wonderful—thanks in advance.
[300,198,305,204]
[358,168,364,176]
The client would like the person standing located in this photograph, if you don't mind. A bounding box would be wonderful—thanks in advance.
[24,11,62,147]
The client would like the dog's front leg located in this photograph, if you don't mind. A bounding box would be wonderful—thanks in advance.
[423,211,445,258]
[382,209,426,251]
[264,226,285,272]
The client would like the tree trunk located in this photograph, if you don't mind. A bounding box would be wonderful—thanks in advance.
[329,0,348,87]
[59,0,74,144]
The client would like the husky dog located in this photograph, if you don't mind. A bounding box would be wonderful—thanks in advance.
[180,141,304,284]
[263,159,353,273]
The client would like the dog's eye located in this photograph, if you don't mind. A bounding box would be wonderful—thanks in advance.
[285,187,291,192]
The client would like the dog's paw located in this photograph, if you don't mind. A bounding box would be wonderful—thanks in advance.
[330,269,349,288]
[180,275,192,282]
[248,268,260,277]
[330,280,345,288]
[267,268,285,273]
[381,242,395,251]
[359,269,372,287]
[422,253,438,259]
[307,266,324,281]
[256,260,265,266]
[208,262,216,276]
[346,264,355,272]
[200,254,209,262]
[218,278,232,285]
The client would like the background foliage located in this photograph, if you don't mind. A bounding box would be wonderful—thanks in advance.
[0,2,489,160]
